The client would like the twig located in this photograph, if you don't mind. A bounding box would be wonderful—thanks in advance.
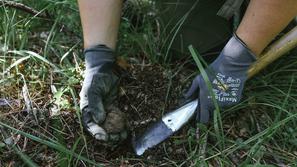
[132,118,156,126]
[0,0,49,19]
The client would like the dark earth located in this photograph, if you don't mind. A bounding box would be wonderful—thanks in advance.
[0,58,196,166]
[0,57,270,166]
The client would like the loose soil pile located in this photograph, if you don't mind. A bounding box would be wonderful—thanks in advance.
[0,58,271,166]
[0,59,195,166]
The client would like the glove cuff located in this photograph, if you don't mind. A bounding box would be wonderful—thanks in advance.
[84,45,115,69]
[221,33,257,64]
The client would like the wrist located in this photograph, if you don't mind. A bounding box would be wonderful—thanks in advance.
[84,45,115,69]
[220,34,257,65]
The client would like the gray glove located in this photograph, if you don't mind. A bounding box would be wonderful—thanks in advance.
[80,45,127,141]
[185,34,256,123]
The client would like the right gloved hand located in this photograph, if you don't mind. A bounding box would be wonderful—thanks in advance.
[185,34,256,123]
[79,45,127,142]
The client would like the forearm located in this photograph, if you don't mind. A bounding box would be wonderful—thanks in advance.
[236,0,297,56]
[78,0,123,49]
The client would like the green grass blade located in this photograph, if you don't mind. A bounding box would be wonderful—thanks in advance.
[8,50,60,70]
[0,122,102,167]
[11,144,39,167]
[3,55,30,74]
[163,1,199,63]
[52,117,69,167]
[188,45,225,149]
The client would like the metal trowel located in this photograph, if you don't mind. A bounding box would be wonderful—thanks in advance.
[132,99,199,156]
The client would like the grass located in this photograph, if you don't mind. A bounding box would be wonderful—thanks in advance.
[1,0,297,166]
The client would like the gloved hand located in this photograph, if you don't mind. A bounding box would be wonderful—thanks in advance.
[185,34,256,123]
[80,45,127,142]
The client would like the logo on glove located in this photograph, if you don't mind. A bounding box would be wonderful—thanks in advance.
[209,73,241,103]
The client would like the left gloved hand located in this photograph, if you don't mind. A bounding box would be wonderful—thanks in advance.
[80,45,127,142]
[185,34,256,123]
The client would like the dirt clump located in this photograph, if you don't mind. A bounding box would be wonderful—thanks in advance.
[103,106,127,134]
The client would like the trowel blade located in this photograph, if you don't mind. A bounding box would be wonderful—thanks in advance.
[132,119,173,156]
[132,99,199,156]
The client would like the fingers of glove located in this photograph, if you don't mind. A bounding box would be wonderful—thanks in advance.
[88,72,118,101]
[185,76,200,99]
[88,101,106,124]
[87,85,106,124]
[81,110,107,141]
[79,78,92,110]
[104,83,118,106]
[79,67,101,110]
[87,73,112,124]
[86,122,108,141]
[197,77,212,124]
[82,110,127,142]
[82,109,92,128]
[197,100,211,124]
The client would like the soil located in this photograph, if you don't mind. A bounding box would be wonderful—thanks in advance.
[110,59,194,165]
[0,58,263,166]
[0,58,195,166]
